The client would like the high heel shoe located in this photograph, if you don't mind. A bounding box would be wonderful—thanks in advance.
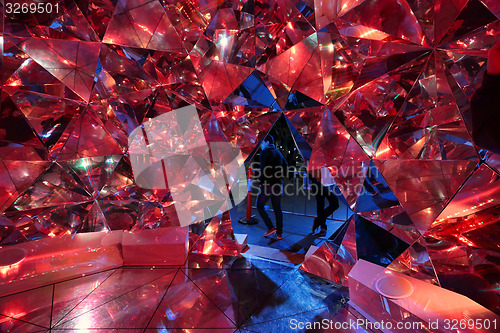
[318,227,327,237]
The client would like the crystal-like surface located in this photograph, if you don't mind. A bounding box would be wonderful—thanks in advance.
[1,0,500,316]
[148,270,236,329]
[0,285,53,328]
[0,255,359,331]
[55,267,177,326]
[55,271,177,329]
[51,270,117,326]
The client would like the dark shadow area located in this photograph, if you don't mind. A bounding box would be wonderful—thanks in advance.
[355,215,410,267]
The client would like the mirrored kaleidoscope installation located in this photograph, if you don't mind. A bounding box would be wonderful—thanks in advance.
[1,0,500,314]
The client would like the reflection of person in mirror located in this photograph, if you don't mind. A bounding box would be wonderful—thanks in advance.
[309,168,339,237]
[470,38,500,154]
[257,135,288,240]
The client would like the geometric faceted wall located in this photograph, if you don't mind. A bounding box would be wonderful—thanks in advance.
[1,0,500,308]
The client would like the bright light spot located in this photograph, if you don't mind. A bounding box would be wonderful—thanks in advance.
[80,159,90,169]
[220,36,229,48]
[74,308,96,329]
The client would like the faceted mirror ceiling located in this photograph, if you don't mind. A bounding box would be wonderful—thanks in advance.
[1,0,500,310]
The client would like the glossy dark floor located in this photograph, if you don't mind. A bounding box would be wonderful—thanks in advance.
[230,192,351,254]
[0,255,374,333]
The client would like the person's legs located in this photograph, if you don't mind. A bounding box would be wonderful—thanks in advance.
[316,193,326,221]
[257,184,274,230]
[316,187,339,235]
[322,190,339,226]
[270,183,283,234]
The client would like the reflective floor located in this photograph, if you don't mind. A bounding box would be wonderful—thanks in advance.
[231,205,347,254]
[0,255,369,333]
